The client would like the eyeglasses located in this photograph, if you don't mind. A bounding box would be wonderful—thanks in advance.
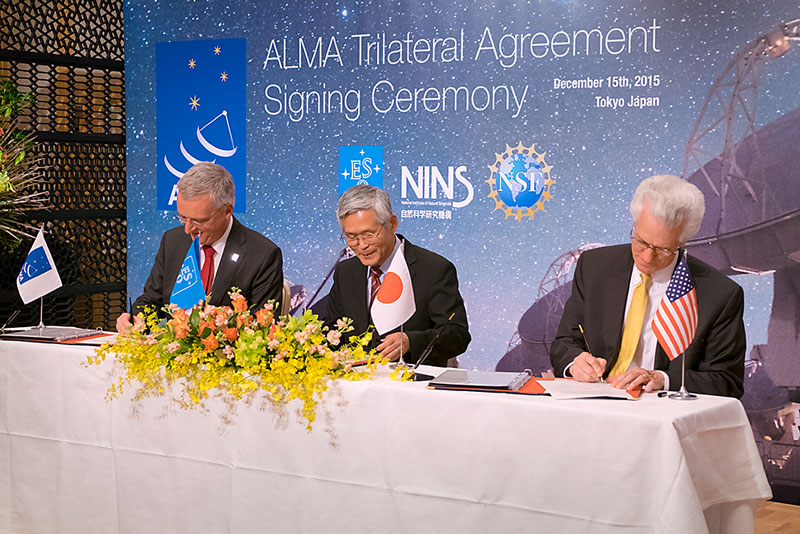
[630,229,679,257]
[343,224,385,246]
[175,206,225,229]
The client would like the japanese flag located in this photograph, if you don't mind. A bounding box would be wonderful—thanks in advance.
[371,242,416,335]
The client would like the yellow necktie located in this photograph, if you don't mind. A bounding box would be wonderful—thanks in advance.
[608,273,652,377]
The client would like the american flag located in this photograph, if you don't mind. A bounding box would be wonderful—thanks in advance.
[652,251,698,360]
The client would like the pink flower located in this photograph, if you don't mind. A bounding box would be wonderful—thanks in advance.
[145,334,157,345]
[223,345,235,359]
[214,313,226,327]
[268,338,280,350]
[175,354,190,365]
[166,341,180,353]
[326,330,341,346]
[294,331,309,344]
[304,323,319,334]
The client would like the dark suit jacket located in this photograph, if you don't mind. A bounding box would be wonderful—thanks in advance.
[550,244,746,398]
[325,237,471,367]
[133,217,283,315]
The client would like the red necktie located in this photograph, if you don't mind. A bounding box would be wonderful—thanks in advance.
[369,267,383,306]
[201,245,215,294]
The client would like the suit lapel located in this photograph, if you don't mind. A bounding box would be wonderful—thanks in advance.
[603,251,634,359]
[401,235,418,283]
[209,218,244,305]
[354,261,370,328]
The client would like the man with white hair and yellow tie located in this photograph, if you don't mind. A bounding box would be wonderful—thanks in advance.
[550,174,746,397]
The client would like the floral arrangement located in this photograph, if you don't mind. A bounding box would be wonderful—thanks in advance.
[89,290,389,430]
[0,77,47,248]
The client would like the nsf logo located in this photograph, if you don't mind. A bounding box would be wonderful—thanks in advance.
[339,145,383,195]
[486,141,554,221]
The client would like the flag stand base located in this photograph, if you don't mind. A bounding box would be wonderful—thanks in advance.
[669,386,698,401]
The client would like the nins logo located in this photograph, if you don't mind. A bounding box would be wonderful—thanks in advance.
[486,141,554,221]
[401,166,474,208]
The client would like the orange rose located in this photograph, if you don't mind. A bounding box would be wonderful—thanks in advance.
[172,308,189,322]
[222,327,239,342]
[172,322,190,339]
[268,324,278,341]
[202,334,219,352]
[255,309,273,327]
[236,314,250,328]
[198,321,216,336]
[231,293,249,313]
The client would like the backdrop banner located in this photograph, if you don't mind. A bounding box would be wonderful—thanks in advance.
[125,0,800,496]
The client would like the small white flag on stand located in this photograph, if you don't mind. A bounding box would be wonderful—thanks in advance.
[16,226,63,305]
[371,242,416,335]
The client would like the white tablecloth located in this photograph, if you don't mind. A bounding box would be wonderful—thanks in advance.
[0,340,771,533]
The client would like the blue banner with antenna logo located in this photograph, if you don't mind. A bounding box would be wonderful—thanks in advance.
[156,38,246,211]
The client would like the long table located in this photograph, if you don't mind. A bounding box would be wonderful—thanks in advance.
[0,340,771,533]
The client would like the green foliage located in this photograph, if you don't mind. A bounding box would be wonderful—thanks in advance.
[0,78,34,120]
[0,77,46,248]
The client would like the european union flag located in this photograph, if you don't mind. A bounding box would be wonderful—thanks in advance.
[16,226,62,305]
[17,247,52,284]
[170,237,206,310]
[339,145,384,196]
[156,38,247,211]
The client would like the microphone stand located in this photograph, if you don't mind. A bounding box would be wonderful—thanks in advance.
[409,313,454,381]
[305,247,350,312]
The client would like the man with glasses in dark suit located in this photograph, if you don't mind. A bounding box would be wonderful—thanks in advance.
[325,185,470,367]
[550,174,746,397]
[116,162,283,333]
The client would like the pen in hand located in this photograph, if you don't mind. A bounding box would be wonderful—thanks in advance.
[578,324,605,383]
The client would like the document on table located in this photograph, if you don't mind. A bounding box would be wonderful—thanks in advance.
[541,379,641,400]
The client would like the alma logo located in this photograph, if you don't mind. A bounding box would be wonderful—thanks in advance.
[400,165,474,208]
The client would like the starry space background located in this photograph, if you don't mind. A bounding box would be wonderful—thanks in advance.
[124,0,800,371]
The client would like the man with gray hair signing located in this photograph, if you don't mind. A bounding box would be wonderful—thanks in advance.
[116,162,283,333]
[550,174,746,397]
[325,184,471,367]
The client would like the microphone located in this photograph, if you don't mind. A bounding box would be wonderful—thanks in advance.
[410,312,455,381]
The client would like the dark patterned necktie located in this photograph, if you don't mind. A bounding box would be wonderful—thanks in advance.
[369,266,383,306]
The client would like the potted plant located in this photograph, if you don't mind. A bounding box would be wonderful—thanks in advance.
[0,77,47,249]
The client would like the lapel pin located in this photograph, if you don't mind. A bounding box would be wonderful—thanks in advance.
[231,253,240,263]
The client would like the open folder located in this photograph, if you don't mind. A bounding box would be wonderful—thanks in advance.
[428,369,546,395]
